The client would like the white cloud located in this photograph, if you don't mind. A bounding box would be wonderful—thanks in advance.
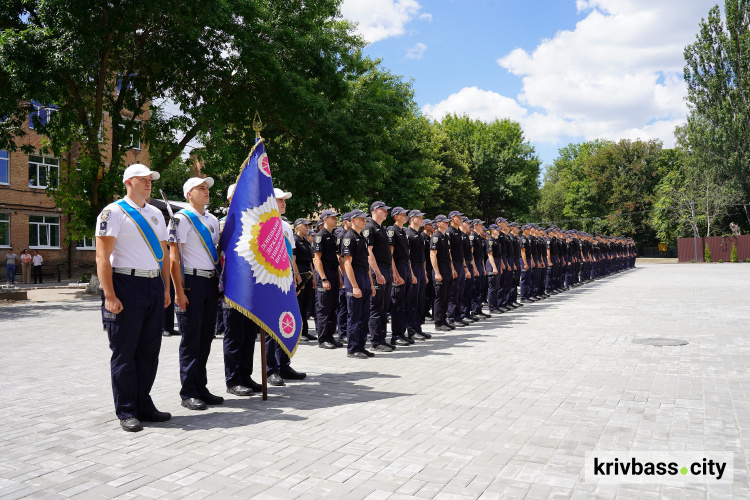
[405,42,428,60]
[422,87,528,123]
[340,0,427,43]
[424,0,715,149]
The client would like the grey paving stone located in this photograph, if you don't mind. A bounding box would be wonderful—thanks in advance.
[1,264,749,499]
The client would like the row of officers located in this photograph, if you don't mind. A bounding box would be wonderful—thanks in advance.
[291,202,636,361]
[94,164,635,432]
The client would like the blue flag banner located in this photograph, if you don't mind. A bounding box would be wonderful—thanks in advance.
[220,139,302,357]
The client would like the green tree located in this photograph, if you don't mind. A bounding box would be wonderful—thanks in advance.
[683,0,750,228]
[0,0,366,239]
[437,115,541,222]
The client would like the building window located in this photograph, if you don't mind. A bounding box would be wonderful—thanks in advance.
[28,155,59,189]
[0,150,8,185]
[0,213,9,247]
[76,236,96,250]
[29,104,56,129]
[29,215,60,248]
[118,122,141,150]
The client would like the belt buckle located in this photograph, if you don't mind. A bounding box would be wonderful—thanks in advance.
[148,270,155,278]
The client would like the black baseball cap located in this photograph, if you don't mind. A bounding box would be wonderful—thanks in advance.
[408,209,425,219]
[370,201,391,213]
[293,218,311,228]
[320,209,340,219]
[448,210,463,219]
[433,214,450,223]
[391,207,408,217]
[349,209,367,219]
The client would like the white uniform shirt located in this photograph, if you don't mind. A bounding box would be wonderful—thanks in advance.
[281,218,295,259]
[32,254,43,266]
[170,206,220,270]
[96,196,168,269]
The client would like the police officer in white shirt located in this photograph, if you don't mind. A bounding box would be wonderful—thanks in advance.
[95,164,172,432]
[169,177,222,410]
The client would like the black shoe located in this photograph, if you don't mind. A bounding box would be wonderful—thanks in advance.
[425,312,433,319]
[338,337,348,345]
[319,341,337,349]
[435,325,451,332]
[447,323,456,330]
[383,341,397,349]
[347,351,368,359]
[268,373,285,386]
[120,417,142,432]
[480,312,492,317]
[227,385,254,396]
[393,337,410,346]
[279,367,306,380]
[488,308,497,313]
[181,398,206,411]
[412,333,427,341]
[362,349,375,357]
[373,344,394,352]
[162,330,172,337]
[200,392,224,405]
[513,302,523,307]
[332,339,344,348]
[246,378,262,392]
[140,410,171,422]
[420,332,432,339]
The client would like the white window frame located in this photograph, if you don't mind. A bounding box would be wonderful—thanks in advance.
[0,213,10,248]
[28,155,60,190]
[29,104,56,130]
[118,120,141,150]
[76,236,96,250]
[28,215,61,249]
[0,150,8,185]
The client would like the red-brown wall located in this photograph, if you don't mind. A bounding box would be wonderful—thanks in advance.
[677,235,750,262]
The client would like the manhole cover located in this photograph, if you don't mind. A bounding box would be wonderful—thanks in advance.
[632,338,688,347]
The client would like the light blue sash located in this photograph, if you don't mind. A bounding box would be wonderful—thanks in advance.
[115,199,164,270]
[178,209,220,271]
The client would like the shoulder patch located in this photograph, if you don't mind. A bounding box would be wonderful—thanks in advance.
[363,229,370,238]
[343,238,351,247]
[387,230,394,237]
[336,238,341,246]
[150,216,159,226]
[315,236,322,243]
[209,225,215,233]
[432,236,438,243]
[469,235,474,241]
[100,210,111,222]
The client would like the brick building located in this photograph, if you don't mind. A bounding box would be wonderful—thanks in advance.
[0,108,150,278]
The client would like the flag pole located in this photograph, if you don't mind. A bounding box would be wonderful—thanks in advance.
[253,111,269,401]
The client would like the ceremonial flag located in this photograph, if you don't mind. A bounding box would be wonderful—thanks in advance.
[220,139,302,356]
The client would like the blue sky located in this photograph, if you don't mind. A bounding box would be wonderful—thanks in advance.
[340,0,717,168]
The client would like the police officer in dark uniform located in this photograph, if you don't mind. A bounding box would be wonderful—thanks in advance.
[460,216,478,322]
[293,218,316,342]
[313,209,345,349]
[366,201,394,352]
[495,218,513,312]
[335,213,352,343]
[387,207,413,346]
[341,209,376,359]
[519,225,534,302]
[422,219,435,321]
[469,219,490,320]
[429,214,457,331]
[485,224,502,312]
[405,209,430,341]
[446,211,470,327]
[96,164,172,432]
[508,222,523,307]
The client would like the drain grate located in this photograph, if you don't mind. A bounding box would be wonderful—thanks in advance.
[632,338,688,347]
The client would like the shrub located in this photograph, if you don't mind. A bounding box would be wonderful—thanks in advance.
[690,259,696,263]
[718,259,724,263]
[731,243,738,262]
[704,244,712,263]
[746,258,750,263]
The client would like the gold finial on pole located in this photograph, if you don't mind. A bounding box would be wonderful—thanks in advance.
[253,111,263,138]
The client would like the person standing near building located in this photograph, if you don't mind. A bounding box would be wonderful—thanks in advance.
[20,249,31,284]
[95,163,172,432]
[31,250,43,284]
[169,177,223,411]
[5,248,17,285]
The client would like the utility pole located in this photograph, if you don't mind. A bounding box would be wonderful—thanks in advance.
[689,199,699,262]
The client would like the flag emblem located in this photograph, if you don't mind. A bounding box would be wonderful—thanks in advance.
[258,152,272,177]
[279,311,296,338]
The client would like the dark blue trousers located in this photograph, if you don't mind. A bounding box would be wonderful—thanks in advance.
[520,265,532,299]
[346,270,372,354]
[223,306,257,388]
[512,263,521,302]
[433,265,452,326]
[500,263,513,306]
[448,263,465,321]
[471,269,486,314]
[460,263,474,318]
[369,267,392,347]
[337,283,348,341]
[390,261,412,338]
[177,274,219,400]
[486,266,500,310]
[315,266,340,344]
[101,274,164,419]
[407,265,426,335]
[297,264,314,339]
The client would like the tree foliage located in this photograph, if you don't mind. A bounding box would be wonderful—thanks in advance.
[683,0,750,227]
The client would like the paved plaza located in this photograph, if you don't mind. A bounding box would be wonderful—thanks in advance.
[1,262,749,499]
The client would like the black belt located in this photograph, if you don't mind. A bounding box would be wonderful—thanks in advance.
[395,258,410,263]
[353,266,369,273]
[376,262,392,269]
